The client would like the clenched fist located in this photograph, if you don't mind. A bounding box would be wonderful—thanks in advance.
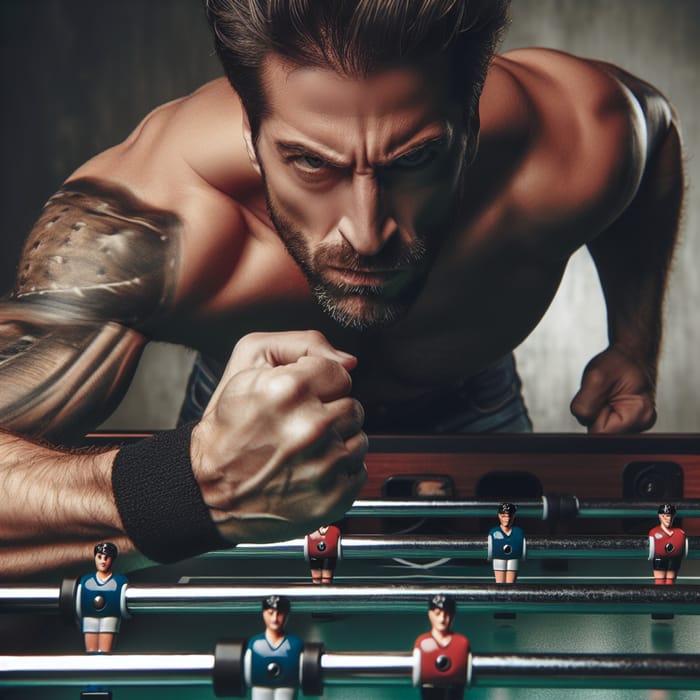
[190,331,367,543]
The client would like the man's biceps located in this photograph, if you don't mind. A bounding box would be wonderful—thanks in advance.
[0,320,145,440]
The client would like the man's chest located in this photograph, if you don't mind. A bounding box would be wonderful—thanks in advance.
[166,236,567,406]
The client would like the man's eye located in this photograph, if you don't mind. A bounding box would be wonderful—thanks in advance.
[293,154,328,172]
[392,147,437,169]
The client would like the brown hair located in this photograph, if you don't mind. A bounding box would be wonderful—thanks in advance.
[206,0,510,138]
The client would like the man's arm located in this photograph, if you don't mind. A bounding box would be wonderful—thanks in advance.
[570,64,684,433]
[0,178,179,576]
[0,180,367,576]
[0,178,179,440]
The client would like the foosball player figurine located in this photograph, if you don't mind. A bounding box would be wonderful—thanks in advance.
[487,503,526,584]
[413,594,470,700]
[76,542,128,654]
[649,504,688,584]
[245,595,304,699]
[304,525,342,584]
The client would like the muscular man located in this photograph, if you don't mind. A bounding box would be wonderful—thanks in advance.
[0,1,683,576]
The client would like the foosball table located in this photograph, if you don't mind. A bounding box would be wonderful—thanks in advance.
[1,434,699,699]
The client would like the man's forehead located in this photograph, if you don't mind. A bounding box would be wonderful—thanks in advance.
[260,52,456,119]
[258,53,459,157]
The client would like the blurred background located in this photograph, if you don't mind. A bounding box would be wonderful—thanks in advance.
[1,0,698,432]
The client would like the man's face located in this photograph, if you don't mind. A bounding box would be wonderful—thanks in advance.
[428,606,453,634]
[94,553,112,574]
[249,55,472,329]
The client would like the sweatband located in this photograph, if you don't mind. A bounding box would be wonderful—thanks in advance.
[112,422,229,563]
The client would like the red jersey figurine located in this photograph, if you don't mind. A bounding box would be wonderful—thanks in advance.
[648,503,688,584]
[304,525,342,584]
[413,594,470,700]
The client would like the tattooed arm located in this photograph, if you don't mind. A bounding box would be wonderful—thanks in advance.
[0,178,181,576]
[1,179,180,440]
[0,178,367,578]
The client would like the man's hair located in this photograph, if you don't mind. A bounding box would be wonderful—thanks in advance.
[206,0,510,138]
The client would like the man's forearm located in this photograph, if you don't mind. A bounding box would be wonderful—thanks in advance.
[587,116,683,378]
[0,431,130,577]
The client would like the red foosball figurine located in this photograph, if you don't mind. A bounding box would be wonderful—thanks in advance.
[304,525,342,584]
[648,504,688,584]
[413,594,470,700]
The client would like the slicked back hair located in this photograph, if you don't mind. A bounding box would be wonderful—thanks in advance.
[206,0,510,139]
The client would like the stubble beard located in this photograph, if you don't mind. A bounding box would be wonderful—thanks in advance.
[263,191,436,331]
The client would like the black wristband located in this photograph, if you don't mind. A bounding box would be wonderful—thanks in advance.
[111,422,229,563]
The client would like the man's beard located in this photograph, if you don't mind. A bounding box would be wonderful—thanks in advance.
[264,193,436,330]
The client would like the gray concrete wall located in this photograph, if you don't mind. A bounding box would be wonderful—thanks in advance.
[1,1,698,432]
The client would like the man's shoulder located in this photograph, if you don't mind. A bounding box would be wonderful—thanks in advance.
[75,78,254,194]
[483,49,646,234]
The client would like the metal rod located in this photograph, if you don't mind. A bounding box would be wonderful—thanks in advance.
[347,498,700,519]
[0,654,214,687]
[0,586,60,613]
[2,652,699,691]
[3,583,699,616]
[469,654,700,690]
[348,498,546,518]
[125,583,700,615]
[208,534,700,560]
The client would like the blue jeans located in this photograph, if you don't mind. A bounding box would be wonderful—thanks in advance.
[178,352,532,434]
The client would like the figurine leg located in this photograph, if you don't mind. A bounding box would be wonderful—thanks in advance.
[97,632,116,653]
[84,633,100,654]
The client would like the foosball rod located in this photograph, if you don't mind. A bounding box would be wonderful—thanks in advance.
[4,582,698,615]
[348,497,700,519]
[208,534,700,559]
[1,651,699,692]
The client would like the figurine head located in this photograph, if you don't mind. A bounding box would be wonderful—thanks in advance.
[427,594,456,633]
[93,542,118,573]
[262,595,291,633]
[498,502,517,526]
[658,503,676,526]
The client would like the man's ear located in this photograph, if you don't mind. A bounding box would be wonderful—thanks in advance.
[242,111,262,175]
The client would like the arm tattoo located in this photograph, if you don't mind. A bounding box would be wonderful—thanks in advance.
[0,178,182,439]
[13,178,180,325]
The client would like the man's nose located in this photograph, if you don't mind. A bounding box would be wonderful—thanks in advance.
[337,174,398,256]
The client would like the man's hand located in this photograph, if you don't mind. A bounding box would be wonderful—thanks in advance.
[570,346,657,433]
[190,331,367,543]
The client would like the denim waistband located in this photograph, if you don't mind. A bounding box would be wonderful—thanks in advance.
[178,352,532,434]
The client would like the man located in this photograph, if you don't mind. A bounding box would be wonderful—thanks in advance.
[648,503,687,584]
[413,594,470,700]
[76,542,128,653]
[487,502,526,584]
[245,595,303,700]
[0,0,683,577]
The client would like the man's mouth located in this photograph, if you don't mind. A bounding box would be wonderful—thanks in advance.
[326,266,408,290]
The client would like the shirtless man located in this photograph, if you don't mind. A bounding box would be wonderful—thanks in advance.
[0,0,683,577]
